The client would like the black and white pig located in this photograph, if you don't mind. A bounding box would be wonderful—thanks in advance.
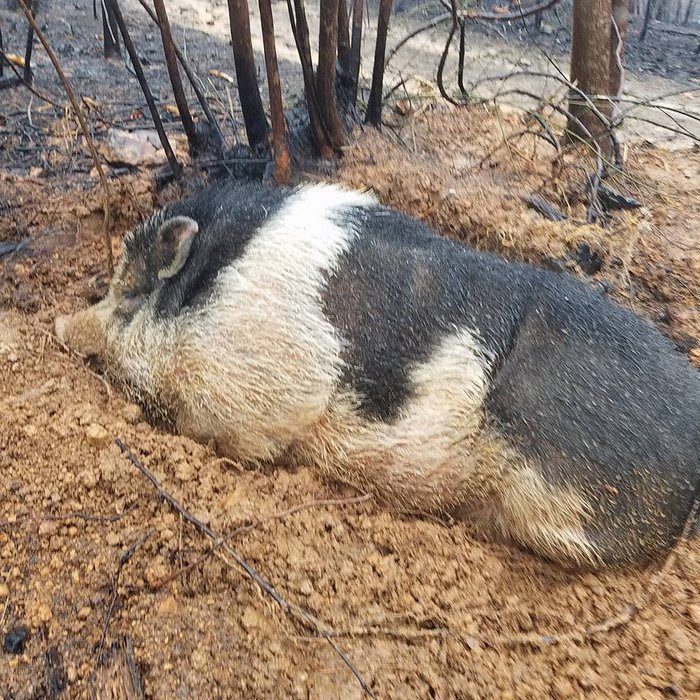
[55,182,700,568]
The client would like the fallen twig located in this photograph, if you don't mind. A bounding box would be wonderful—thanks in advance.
[115,438,375,697]
[96,529,155,665]
[150,493,371,590]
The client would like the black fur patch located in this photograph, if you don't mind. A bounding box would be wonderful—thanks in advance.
[323,205,535,421]
[121,182,289,317]
[484,271,700,563]
[156,182,289,316]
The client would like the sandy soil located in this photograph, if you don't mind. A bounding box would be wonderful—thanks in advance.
[1,1,699,698]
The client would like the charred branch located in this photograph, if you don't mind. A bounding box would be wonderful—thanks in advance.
[258,0,291,182]
[287,0,336,157]
[569,0,614,153]
[337,0,350,74]
[317,0,346,145]
[106,0,182,177]
[610,0,629,104]
[23,0,35,82]
[152,0,200,154]
[226,0,270,150]
[366,0,393,126]
[101,0,121,59]
[16,0,114,273]
[134,0,226,153]
[348,0,363,106]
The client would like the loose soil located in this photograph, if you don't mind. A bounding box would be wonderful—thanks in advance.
[1,1,699,699]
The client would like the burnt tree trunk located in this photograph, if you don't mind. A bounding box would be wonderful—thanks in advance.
[569,0,613,149]
[226,0,270,149]
[348,0,364,107]
[153,0,199,153]
[107,0,181,176]
[683,0,695,23]
[609,0,629,113]
[101,0,121,58]
[288,0,336,157]
[640,0,654,40]
[259,0,291,182]
[317,0,345,146]
[337,0,350,73]
[366,0,393,126]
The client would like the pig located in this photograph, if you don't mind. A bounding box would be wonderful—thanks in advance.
[55,181,700,569]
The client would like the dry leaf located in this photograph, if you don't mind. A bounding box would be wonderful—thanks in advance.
[163,104,180,116]
[208,69,235,84]
[4,53,25,68]
[83,96,101,109]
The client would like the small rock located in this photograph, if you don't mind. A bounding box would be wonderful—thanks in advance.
[175,461,194,482]
[77,607,91,621]
[122,404,142,425]
[157,596,178,616]
[79,469,99,489]
[3,627,29,655]
[37,603,53,623]
[688,603,700,630]
[664,628,691,663]
[105,532,121,547]
[551,678,575,699]
[38,519,58,539]
[86,423,110,447]
[0,583,9,599]
[299,578,314,596]
[241,605,262,632]
[101,128,168,167]
[190,647,208,671]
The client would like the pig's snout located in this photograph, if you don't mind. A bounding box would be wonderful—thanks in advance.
[54,307,108,358]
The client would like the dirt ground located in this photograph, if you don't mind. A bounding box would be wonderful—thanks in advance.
[1,1,700,699]
[1,105,699,699]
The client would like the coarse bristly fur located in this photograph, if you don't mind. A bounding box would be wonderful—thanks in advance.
[55,180,700,569]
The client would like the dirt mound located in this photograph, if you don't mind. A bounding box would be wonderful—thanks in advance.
[1,107,699,699]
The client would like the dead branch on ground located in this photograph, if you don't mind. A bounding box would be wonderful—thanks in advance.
[387,0,562,66]
[96,530,155,665]
[150,494,372,591]
[115,438,375,698]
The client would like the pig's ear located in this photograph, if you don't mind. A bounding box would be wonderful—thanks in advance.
[155,216,199,280]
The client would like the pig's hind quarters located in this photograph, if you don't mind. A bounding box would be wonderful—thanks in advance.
[482,280,700,568]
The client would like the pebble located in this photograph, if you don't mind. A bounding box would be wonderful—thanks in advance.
[299,578,314,596]
[121,403,143,425]
[241,605,262,632]
[105,532,121,547]
[37,604,52,623]
[85,423,110,447]
[0,583,9,599]
[664,628,691,663]
[3,627,29,655]
[77,607,91,621]
[550,678,575,699]
[157,596,178,616]
[687,603,700,630]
